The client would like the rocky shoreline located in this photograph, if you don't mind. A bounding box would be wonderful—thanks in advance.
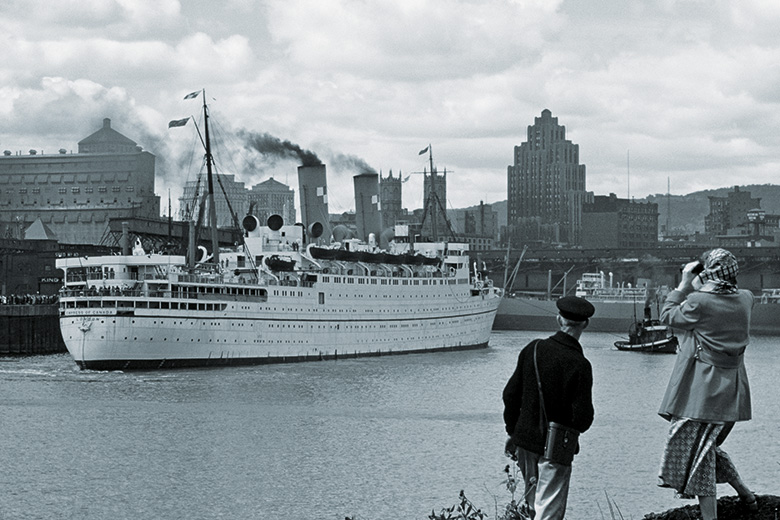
[642,495,779,520]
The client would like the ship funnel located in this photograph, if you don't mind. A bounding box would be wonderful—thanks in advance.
[267,214,283,231]
[298,165,331,244]
[353,172,382,243]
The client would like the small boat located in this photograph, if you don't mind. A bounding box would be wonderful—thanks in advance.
[614,317,678,353]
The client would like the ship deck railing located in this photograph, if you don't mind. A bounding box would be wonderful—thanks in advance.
[60,297,232,312]
[60,285,267,300]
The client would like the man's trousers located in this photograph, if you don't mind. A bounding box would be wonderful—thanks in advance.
[515,446,573,520]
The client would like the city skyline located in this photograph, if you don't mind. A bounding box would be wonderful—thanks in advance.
[2,1,780,216]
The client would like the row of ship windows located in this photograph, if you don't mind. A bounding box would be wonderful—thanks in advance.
[63,300,479,316]
[8,186,134,194]
[63,300,230,311]
[75,334,464,343]
[67,318,468,336]
[321,277,460,286]
[63,301,478,313]
[81,319,454,328]
[270,288,468,298]
[137,321,430,329]
[9,198,135,207]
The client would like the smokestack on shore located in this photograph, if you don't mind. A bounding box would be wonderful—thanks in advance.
[298,164,331,243]
[353,172,382,243]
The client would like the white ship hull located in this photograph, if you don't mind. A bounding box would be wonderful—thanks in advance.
[60,292,498,370]
[57,236,502,370]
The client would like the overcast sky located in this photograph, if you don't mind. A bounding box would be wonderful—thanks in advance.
[2,0,780,216]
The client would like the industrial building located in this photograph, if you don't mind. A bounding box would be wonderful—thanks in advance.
[0,118,160,244]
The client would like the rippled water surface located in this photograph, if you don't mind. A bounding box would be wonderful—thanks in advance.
[1,331,778,519]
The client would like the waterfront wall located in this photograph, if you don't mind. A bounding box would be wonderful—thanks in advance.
[0,304,65,356]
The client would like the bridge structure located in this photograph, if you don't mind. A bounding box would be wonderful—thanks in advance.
[476,244,780,296]
[99,217,242,254]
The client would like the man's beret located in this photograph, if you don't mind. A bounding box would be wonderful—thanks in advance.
[556,296,595,322]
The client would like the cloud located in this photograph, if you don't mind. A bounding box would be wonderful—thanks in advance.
[3,0,780,218]
[0,78,137,144]
[265,0,563,80]
[0,0,182,37]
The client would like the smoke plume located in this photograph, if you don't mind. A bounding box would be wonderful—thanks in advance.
[329,152,377,175]
[238,130,321,166]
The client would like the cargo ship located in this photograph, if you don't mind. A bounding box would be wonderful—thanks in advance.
[494,271,780,336]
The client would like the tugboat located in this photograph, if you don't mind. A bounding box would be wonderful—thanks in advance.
[614,305,678,354]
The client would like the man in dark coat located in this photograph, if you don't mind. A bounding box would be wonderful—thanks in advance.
[502,296,595,520]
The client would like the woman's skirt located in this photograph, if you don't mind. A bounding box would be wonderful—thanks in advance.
[658,418,740,498]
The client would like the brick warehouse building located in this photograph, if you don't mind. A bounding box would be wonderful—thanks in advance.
[581,193,658,249]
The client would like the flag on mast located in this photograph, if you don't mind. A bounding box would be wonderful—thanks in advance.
[183,91,200,100]
[418,146,429,155]
[168,118,190,128]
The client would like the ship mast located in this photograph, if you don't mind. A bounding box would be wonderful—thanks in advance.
[201,90,220,265]
[426,145,438,242]
[419,145,456,243]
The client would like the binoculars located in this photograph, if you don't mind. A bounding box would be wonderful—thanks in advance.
[680,262,704,275]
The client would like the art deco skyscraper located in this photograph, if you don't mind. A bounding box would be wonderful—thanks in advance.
[507,109,588,245]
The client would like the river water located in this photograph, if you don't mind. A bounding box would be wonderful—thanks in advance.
[1,331,778,520]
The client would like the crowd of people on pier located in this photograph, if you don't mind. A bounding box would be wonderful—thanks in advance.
[0,293,58,305]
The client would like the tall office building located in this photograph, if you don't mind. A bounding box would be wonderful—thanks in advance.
[451,201,498,251]
[705,186,761,237]
[249,177,295,226]
[178,173,248,228]
[507,109,587,245]
[0,118,160,244]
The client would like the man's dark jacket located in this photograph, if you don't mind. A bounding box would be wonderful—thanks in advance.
[502,331,594,455]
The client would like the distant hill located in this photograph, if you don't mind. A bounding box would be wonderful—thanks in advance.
[643,184,780,235]
[456,185,780,236]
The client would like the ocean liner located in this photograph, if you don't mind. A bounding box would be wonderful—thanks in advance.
[56,91,502,370]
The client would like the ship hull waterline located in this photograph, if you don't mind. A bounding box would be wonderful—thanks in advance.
[70,342,488,371]
[60,308,498,371]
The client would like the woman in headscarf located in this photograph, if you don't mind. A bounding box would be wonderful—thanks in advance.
[657,248,757,519]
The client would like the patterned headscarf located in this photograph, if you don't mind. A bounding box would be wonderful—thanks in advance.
[697,248,739,294]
